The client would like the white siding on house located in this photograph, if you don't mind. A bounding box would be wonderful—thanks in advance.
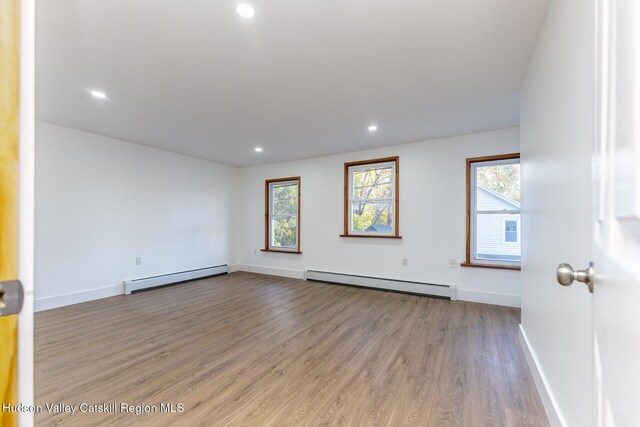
[476,213,521,259]
[476,187,521,260]
[477,187,520,211]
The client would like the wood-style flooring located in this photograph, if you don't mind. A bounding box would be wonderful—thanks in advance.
[35,272,548,426]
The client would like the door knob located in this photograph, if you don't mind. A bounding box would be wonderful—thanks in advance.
[556,262,594,293]
[0,280,24,317]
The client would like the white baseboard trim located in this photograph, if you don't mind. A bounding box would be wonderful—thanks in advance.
[519,325,564,427]
[232,264,305,279]
[35,284,124,312]
[456,289,520,308]
[35,266,520,311]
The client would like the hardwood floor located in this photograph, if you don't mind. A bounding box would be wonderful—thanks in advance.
[35,272,548,426]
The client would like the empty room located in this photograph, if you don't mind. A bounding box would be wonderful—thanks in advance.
[2,0,640,426]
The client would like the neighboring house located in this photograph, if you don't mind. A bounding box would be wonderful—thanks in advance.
[476,185,521,261]
[365,224,392,233]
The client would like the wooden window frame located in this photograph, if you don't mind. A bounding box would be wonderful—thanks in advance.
[461,153,521,271]
[262,177,302,254]
[341,156,401,238]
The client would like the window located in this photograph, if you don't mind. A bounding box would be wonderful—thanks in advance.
[342,157,400,238]
[503,219,519,243]
[463,153,520,269]
[263,177,301,253]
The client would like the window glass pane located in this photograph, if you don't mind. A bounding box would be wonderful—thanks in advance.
[352,166,393,200]
[476,162,520,211]
[272,183,298,215]
[476,213,521,261]
[351,201,392,232]
[271,216,297,248]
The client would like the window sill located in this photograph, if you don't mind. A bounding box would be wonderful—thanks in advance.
[460,262,521,271]
[339,234,402,239]
[261,249,302,254]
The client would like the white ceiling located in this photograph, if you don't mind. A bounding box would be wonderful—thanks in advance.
[36,0,550,166]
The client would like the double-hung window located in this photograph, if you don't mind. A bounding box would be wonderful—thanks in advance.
[342,157,400,238]
[503,219,519,243]
[464,154,520,269]
[264,177,301,253]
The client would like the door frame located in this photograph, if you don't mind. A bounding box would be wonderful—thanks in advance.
[18,0,35,424]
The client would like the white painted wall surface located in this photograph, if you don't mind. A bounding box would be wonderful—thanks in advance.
[237,128,521,307]
[35,121,239,310]
[520,0,595,425]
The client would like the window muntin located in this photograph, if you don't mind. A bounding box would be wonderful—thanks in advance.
[266,178,300,252]
[469,156,521,266]
[345,158,399,236]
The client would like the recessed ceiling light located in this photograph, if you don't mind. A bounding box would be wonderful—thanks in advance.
[254,147,263,152]
[90,90,107,99]
[368,125,378,132]
[236,3,255,18]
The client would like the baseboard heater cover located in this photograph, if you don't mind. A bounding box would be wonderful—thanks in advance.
[305,270,454,299]
[124,265,228,294]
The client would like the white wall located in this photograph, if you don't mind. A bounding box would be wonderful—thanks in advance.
[236,127,521,307]
[35,124,521,310]
[35,121,239,310]
[520,0,595,425]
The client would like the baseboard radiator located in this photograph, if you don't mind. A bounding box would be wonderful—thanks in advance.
[305,270,454,299]
[124,264,229,294]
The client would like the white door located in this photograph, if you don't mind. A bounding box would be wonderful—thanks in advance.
[591,0,640,425]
